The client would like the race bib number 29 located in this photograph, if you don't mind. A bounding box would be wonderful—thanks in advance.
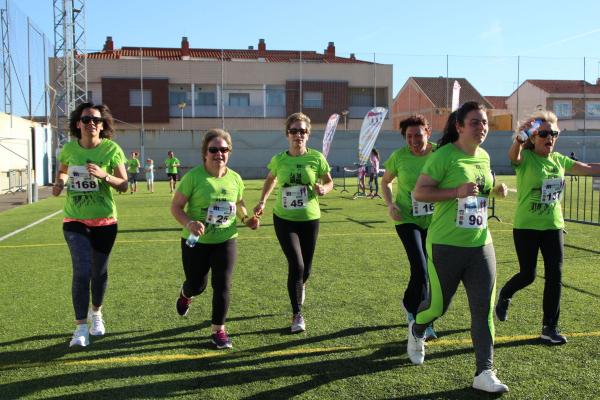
[456,196,488,229]
[68,166,99,192]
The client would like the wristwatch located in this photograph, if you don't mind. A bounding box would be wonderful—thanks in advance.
[104,175,111,182]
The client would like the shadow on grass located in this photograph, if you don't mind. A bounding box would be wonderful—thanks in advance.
[0,322,524,400]
[391,387,505,400]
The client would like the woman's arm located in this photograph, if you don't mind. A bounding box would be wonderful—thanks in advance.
[570,161,600,176]
[171,192,204,236]
[413,173,479,202]
[236,198,260,229]
[508,139,525,165]
[381,170,401,221]
[52,163,69,196]
[314,172,334,196]
[253,172,277,217]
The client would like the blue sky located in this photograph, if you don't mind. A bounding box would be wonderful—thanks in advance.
[10,0,600,104]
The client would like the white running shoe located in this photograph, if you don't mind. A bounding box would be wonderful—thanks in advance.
[472,369,509,393]
[407,320,425,365]
[69,324,89,347]
[291,313,306,333]
[88,311,106,336]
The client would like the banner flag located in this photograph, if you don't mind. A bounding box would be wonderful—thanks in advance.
[322,113,340,159]
[358,107,387,165]
[451,80,461,111]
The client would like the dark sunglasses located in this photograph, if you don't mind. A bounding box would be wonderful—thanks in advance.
[208,146,230,154]
[288,128,308,135]
[537,130,559,138]
[80,116,104,125]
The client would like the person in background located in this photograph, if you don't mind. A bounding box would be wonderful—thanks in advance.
[171,129,259,349]
[408,102,509,393]
[254,112,333,333]
[165,150,181,193]
[381,115,437,340]
[495,110,600,345]
[52,102,128,348]
[145,158,155,193]
[367,148,381,198]
[127,151,140,194]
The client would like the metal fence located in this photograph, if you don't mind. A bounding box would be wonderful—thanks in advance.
[562,175,600,225]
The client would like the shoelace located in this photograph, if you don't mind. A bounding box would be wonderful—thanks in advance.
[91,315,103,328]
[214,330,229,343]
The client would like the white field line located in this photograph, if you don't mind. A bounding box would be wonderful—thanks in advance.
[0,210,62,243]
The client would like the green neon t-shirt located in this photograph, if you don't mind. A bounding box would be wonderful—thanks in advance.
[177,165,244,244]
[383,144,437,229]
[513,150,575,230]
[58,139,126,219]
[421,143,493,247]
[127,158,140,173]
[268,148,330,222]
[165,157,180,174]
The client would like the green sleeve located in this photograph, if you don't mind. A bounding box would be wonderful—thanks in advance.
[177,171,194,198]
[422,150,446,182]
[319,152,331,176]
[383,152,397,177]
[267,154,278,174]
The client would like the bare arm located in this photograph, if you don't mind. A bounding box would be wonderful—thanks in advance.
[508,139,525,165]
[236,198,260,230]
[171,191,204,236]
[52,163,69,196]
[313,172,334,196]
[413,173,479,202]
[381,170,401,221]
[253,172,277,216]
[570,161,600,176]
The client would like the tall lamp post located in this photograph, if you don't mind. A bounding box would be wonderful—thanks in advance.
[178,101,186,130]
[341,110,349,130]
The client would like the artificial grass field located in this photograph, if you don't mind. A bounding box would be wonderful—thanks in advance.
[0,177,599,399]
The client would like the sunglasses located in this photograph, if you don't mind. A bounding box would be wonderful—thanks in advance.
[288,128,308,135]
[537,130,559,138]
[208,147,230,154]
[80,116,104,125]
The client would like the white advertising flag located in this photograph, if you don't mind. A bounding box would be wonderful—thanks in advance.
[322,113,340,159]
[358,107,387,165]
[451,80,461,111]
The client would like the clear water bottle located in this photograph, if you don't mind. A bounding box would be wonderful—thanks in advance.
[185,233,199,248]
[519,119,541,141]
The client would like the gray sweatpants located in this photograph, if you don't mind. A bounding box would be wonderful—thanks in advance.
[415,242,496,373]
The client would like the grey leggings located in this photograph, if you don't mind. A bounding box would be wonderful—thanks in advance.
[415,242,497,374]
[63,222,118,320]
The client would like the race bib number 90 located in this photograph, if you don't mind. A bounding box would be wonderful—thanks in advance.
[206,201,236,225]
[456,196,488,229]
[282,185,308,209]
[540,178,564,204]
[68,166,99,192]
[411,192,434,216]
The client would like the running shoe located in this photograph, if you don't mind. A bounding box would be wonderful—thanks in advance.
[472,369,509,393]
[291,313,306,333]
[407,320,425,365]
[424,324,438,340]
[176,288,193,317]
[69,324,90,347]
[495,296,511,321]
[88,311,106,336]
[540,326,567,345]
[211,329,233,349]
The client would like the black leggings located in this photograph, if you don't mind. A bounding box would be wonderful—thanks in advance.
[181,238,237,325]
[500,229,563,327]
[395,224,428,316]
[273,214,320,314]
[368,173,379,193]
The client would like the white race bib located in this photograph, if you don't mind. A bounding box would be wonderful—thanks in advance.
[540,178,564,204]
[411,192,434,216]
[206,201,236,225]
[282,185,308,209]
[68,166,99,192]
[456,196,488,229]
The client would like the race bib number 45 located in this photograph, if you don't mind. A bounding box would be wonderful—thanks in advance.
[456,196,488,229]
[206,201,236,225]
[68,166,99,192]
[411,192,434,216]
[540,178,564,204]
[282,185,308,209]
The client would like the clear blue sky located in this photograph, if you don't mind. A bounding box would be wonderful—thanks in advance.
[11,0,600,100]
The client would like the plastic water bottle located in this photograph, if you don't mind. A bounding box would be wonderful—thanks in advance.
[185,233,199,248]
[519,119,541,141]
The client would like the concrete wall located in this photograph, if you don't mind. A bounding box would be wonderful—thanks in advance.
[112,129,600,179]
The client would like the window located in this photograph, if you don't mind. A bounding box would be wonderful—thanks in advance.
[303,91,323,109]
[350,89,373,107]
[129,89,152,107]
[169,86,190,105]
[586,101,600,119]
[229,93,250,107]
[196,92,216,106]
[267,87,285,106]
[553,100,572,119]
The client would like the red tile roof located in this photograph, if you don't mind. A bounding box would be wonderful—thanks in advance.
[84,46,370,64]
[485,96,508,109]
[410,77,493,109]
[527,79,600,94]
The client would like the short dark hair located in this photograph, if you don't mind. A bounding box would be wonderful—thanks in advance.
[69,102,115,139]
[399,114,430,137]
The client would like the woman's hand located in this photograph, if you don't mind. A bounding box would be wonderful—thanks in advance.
[313,183,326,196]
[253,201,266,217]
[492,183,508,199]
[456,182,479,198]
[388,203,402,221]
[187,220,205,236]
[52,180,65,196]
[86,162,107,179]
[245,215,260,230]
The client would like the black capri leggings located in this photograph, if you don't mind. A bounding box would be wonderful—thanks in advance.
[395,223,428,316]
[273,214,320,315]
[181,238,237,325]
[499,228,563,328]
